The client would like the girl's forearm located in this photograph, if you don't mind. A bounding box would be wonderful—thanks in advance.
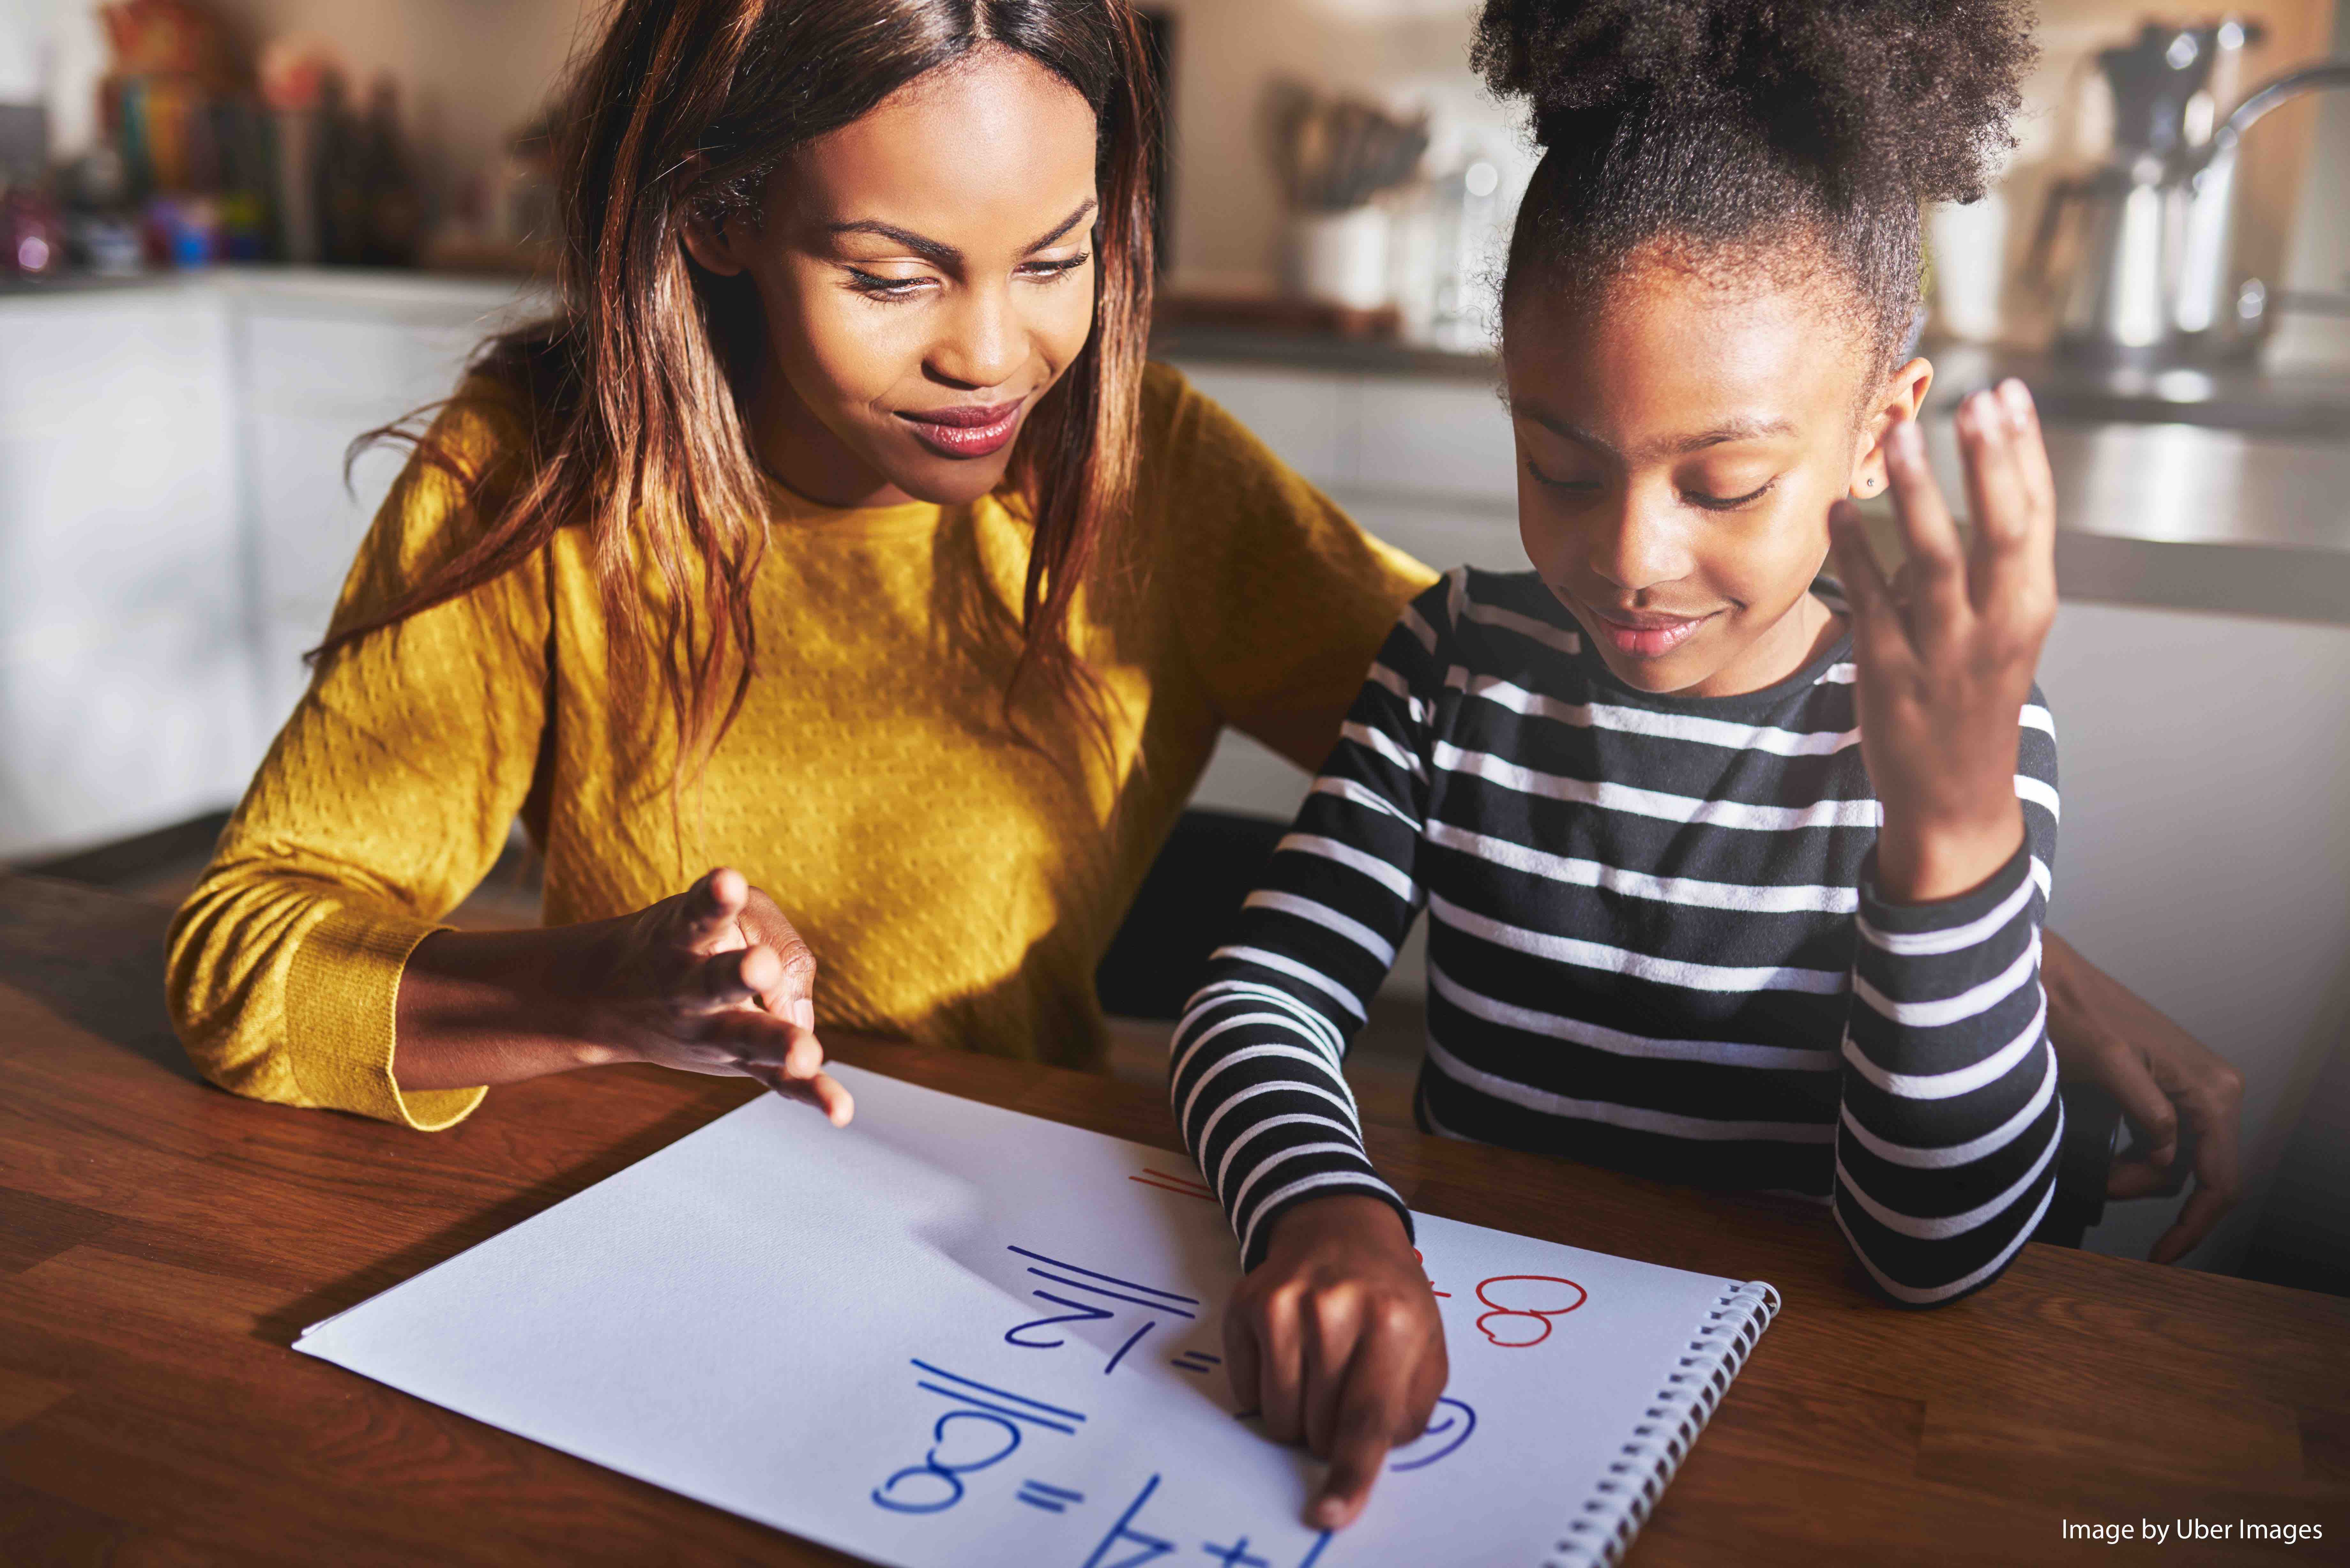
[392,925,627,1091]
[1872,796,2025,906]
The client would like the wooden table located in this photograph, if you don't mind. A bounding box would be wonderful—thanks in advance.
[2,875,2343,1565]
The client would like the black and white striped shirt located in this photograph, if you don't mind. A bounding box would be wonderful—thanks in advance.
[1171,569,2063,1306]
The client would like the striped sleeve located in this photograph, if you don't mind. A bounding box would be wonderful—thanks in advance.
[1171,583,1451,1270]
[1831,695,2063,1306]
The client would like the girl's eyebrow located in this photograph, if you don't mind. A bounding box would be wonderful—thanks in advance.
[1520,403,1795,461]
[825,199,1098,267]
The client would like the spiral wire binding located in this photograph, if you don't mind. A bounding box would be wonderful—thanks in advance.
[1544,1279,1781,1568]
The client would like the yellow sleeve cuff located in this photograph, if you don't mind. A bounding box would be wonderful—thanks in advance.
[284,905,486,1131]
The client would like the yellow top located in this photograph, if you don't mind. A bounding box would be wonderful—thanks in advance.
[166,363,1434,1129]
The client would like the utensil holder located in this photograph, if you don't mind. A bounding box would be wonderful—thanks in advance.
[1284,206,1391,311]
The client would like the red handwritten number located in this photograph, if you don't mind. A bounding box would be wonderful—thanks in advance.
[1412,1249,1451,1298]
[1472,1275,1587,1348]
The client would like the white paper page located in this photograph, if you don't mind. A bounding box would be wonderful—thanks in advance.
[296,1063,1768,1568]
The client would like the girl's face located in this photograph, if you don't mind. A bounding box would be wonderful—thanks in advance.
[684,48,1101,509]
[1504,260,1930,698]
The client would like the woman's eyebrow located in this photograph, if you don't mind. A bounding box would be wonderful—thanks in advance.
[827,221,959,266]
[1022,198,1098,253]
[824,199,1097,267]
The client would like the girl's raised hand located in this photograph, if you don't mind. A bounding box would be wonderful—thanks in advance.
[1828,381,2058,905]
[586,867,855,1122]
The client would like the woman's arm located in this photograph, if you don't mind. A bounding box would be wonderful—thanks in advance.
[166,395,557,1128]
[2041,931,2245,1262]
[167,392,850,1128]
[391,868,851,1120]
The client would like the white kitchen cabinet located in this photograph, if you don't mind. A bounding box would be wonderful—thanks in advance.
[231,273,541,733]
[0,283,251,859]
[2034,602,2350,1271]
[0,270,536,858]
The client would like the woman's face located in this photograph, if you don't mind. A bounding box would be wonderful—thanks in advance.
[1504,258,1930,698]
[685,48,1101,509]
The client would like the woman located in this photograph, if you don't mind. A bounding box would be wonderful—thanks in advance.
[168,0,2236,1266]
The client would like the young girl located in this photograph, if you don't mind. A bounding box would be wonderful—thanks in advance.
[1174,0,2056,1526]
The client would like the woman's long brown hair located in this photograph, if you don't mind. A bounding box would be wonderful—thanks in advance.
[319,0,1159,777]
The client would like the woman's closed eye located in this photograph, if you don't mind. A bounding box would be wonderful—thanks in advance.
[843,252,1089,302]
[843,266,936,301]
[1018,251,1090,283]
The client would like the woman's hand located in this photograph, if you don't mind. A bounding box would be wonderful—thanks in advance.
[1224,1194,1447,1532]
[580,867,854,1121]
[2042,932,2245,1262]
[1829,381,2058,904]
[393,867,853,1124]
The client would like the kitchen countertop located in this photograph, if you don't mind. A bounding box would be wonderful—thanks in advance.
[1156,324,2350,628]
[10,270,2346,626]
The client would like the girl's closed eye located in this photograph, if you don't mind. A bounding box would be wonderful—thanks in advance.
[1525,458,1603,494]
[1681,474,1779,511]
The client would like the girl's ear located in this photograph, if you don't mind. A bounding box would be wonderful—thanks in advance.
[681,207,748,277]
[1850,357,1935,499]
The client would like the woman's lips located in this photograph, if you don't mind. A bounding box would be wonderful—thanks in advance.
[898,398,1025,459]
[1589,608,1717,658]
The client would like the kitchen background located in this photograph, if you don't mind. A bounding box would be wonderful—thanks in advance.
[3,0,2346,1297]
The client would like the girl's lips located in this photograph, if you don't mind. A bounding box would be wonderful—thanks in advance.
[1590,609,1716,658]
[898,399,1025,459]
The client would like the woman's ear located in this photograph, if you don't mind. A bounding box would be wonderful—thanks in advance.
[680,207,748,277]
[1850,356,1935,499]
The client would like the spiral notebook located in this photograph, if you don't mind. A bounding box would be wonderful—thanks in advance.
[295,1063,1778,1568]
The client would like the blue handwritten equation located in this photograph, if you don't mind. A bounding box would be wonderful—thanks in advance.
[872,1241,1483,1563]
[871,1360,1088,1516]
[1082,1474,1331,1568]
[1002,1245,1203,1376]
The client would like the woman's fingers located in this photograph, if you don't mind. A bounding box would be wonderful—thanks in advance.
[740,1059,856,1125]
[707,1008,853,1125]
[2151,1182,2233,1266]
[678,867,750,951]
[683,944,777,1014]
[735,888,820,1028]
[673,874,820,1030]
[2149,1078,2244,1264]
[1880,415,1967,637]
